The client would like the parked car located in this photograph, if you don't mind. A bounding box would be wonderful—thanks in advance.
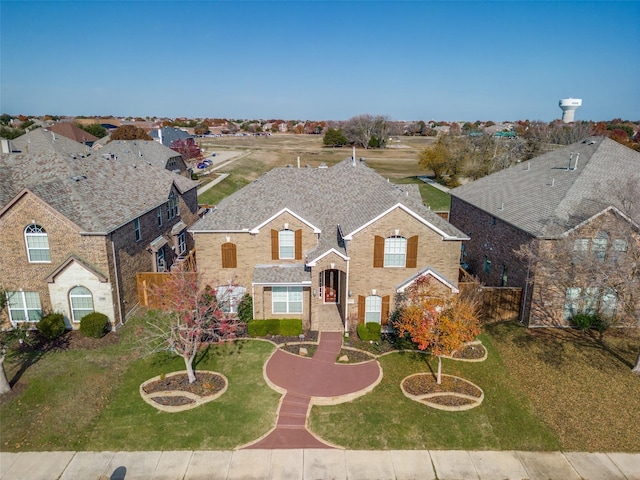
[197,162,208,169]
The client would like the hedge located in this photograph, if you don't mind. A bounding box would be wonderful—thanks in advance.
[357,322,381,342]
[247,319,302,337]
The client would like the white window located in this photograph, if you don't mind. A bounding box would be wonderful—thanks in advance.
[216,285,247,314]
[365,295,382,323]
[134,218,141,242]
[178,232,186,255]
[24,224,51,262]
[69,286,94,323]
[157,248,165,272]
[167,194,178,220]
[601,289,618,317]
[592,232,608,261]
[384,236,406,267]
[573,238,589,251]
[612,239,627,252]
[272,286,303,314]
[279,229,295,259]
[157,206,163,227]
[564,287,582,320]
[583,287,600,316]
[7,291,42,324]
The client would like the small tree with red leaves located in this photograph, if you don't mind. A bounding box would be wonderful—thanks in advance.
[169,138,202,164]
[140,271,244,384]
[394,276,481,384]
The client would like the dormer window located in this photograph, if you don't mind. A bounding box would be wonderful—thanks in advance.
[24,224,51,262]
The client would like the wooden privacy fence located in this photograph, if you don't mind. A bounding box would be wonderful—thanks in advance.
[136,272,197,309]
[459,282,522,323]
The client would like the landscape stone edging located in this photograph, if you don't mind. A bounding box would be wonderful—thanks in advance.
[400,373,484,411]
[444,340,488,363]
[140,370,228,413]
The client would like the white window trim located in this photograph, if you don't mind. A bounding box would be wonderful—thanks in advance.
[272,286,303,314]
[365,295,382,323]
[7,291,42,324]
[279,229,295,259]
[384,236,407,267]
[217,285,247,314]
[69,286,94,323]
[178,232,186,255]
[134,218,141,242]
[24,224,51,263]
[157,206,163,227]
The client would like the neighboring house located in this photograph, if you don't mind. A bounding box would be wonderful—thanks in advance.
[10,127,92,157]
[150,127,192,147]
[449,137,640,326]
[48,122,99,146]
[94,140,189,175]
[0,148,199,330]
[189,157,468,332]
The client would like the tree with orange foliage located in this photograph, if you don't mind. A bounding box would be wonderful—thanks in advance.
[139,271,244,384]
[393,276,481,384]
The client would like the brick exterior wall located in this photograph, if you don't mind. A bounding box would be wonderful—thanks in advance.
[194,206,463,330]
[450,197,640,327]
[1,186,199,329]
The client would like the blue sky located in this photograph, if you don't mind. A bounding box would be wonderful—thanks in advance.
[1,1,639,122]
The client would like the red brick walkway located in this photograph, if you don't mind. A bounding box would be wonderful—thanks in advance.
[244,332,382,449]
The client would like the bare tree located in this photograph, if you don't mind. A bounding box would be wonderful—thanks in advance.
[343,114,390,149]
[137,271,244,383]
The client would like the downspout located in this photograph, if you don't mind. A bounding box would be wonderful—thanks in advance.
[344,257,350,334]
[111,238,124,328]
[520,256,531,325]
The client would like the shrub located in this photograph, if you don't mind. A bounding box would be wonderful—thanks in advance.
[80,312,109,338]
[237,294,253,323]
[247,318,302,337]
[37,313,66,340]
[357,322,381,342]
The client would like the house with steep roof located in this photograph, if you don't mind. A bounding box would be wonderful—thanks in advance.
[0,147,199,330]
[189,157,468,332]
[150,127,192,147]
[93,139,189,175]
[449,137,640,326]
[10,127,92,157]
[48,122,99,146]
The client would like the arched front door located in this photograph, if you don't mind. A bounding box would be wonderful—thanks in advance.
[321,269,339,304]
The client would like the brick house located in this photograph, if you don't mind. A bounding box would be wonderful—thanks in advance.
[449,137,640,326]
[189,157,467,332]
[0,148,199,330]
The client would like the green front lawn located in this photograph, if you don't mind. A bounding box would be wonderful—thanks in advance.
[1,318,639,452]
[391,176,451,211]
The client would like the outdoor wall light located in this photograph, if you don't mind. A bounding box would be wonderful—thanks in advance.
[348,290,353,297]
[313,289,317,297]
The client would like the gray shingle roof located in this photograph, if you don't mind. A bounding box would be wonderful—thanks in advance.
[190,158,467,258]
[150,127,192,147]
[96,140,186,171]
[10,128,91,156]
[0,150,197,234]
[253,264,312,284]
[449,137,640,237]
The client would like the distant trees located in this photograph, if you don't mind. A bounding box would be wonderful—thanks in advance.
[170,138,202,163]
[110,125,152,141]
[343,114,391,149]
[77,123,107,138]
[323,127,348,147]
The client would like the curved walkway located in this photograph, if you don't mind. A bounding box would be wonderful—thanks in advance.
[244,332,382,449]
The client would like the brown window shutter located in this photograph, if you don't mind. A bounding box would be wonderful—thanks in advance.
[295,229,302,260]
[358,295,365,323]
[406,236,418,268]
[221,242,237,268]
[381,295,390,325]
[373,235,384,268]
[271,229,279,260]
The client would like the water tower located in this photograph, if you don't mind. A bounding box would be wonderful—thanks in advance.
[559,98,582,123]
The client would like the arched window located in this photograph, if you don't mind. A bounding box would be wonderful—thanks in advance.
[69,286,94,323]
[24,224,51,262]
[365,295,382,323]
[279,229,295,259]
[592,231,609,261]
[216,285,247,313]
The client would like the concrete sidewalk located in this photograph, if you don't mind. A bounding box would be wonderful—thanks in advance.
[2,449,639,479]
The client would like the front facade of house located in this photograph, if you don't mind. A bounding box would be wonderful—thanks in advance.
[449,137,640,326]
[190,158,467,332]
[0,149,199,330]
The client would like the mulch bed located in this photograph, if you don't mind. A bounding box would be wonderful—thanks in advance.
[280,342,318,357]
[337,348,377,363]
[403,374,482,398]
[142,372,226,398]
[450,343,486,360]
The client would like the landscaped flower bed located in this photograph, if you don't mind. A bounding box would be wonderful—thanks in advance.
[401,373,484,411]
[140,371,227,412]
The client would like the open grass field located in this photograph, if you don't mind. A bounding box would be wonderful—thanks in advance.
[195,134,446,208]
[1,318,639,452]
